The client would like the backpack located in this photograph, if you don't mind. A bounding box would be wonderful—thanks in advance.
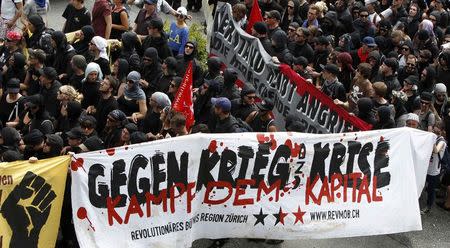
[437,137,450,172]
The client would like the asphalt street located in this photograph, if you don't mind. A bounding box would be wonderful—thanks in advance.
[45,1,450,247]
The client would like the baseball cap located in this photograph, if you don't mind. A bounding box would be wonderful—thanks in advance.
[404,75,419,85]
[25,94,43,109]
[406,113,419,123]
[23,129,44,146]
[176,6,187,16]
[383,58,398,71]
[253,22,268,34]
[365,0,378,5]
[362,36,377,47]
[28,48,46,62]
[79,136,104,152]
[321,64,340,75]
[38,67,58,80]
[7,78,20,94]
[256,98,275,111]
[144,0,157,5]
[211,97,232,112]
[266,10,281,21]
[6,31,22,42]
[45,134,64,151]
[66,127,83,140]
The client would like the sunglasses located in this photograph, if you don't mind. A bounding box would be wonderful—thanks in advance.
[170,83,176,87]
[359,14,368,17]
[143,57,151,61]
[402,47,410,51]
[288,5,294,8]
[185,45,194,49]
[288,28,296,32]
[406,63,416,67]
[420,101,431,105]
[246,95,257,99]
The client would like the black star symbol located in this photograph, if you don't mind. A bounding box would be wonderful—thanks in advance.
[253,208,268,226]
[273,207,288,226]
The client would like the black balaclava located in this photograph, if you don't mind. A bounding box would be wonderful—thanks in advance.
[223,68,238,88]
[207,57,222,76]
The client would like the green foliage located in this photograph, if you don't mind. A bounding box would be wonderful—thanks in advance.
[188,23,208,70]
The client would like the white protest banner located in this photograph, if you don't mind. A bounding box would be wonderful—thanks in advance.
[71,128,434,247]
[209,3,372,133]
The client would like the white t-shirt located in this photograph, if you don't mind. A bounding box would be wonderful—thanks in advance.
[428,137,446,176]
[1,0,22,20]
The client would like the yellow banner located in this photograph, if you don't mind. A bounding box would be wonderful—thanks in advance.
[0,155,70,248]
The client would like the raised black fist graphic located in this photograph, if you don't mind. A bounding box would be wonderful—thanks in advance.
[1,171,56,248]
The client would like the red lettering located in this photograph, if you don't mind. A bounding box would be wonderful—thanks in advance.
[372,176,383,202]
[204,181,233,205]
[107,196,123,226]
[170,183,186,213]
[233,179,256,206]
[317,176,333,204]
[305,176,319,205]
[186,182,196,213]
[357,175,371,203]
[256,180,280,202]
[124,195,144,224]
[330,173,342,202]
[145,190,168,217]
[349,172,362,202]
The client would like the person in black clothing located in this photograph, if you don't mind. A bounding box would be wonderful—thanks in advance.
[110,0,129,40]
[79,115,98,138]
[357,97,377,126]
[102,109,129,148]
[140,47,163,96]
[247,98,278,132]
[208,97,240,133]
[50,31,76,83]
[0,79,24,127]
[201,56,223,86]
[113,58,130,97]
[176,41,203,87]
[288,27,314,61]
[63,127,84,154]
[271,30,293,64]
[251,22,274,55]
[55,101,82,142]
[402,75,420,113]
[113,32,141,72]
[69,55,87,91]
[23,48,45,95]
[231,84,257,121]
[219,68,240,101]
[398,54,419,85]
[194,78,221,124]
[81,62,102,110]
[19,94,54,135]
[42,134,64,159]
[93,75,119,133]
[259,0,284,16]
[90,36,111,76]
[24,14,46,49]
[320,64,346,102]
[157,56,178,96]
[0,127,21,156]
[62,0,91,33]
[292,56,312,81]
[72,25,95,61]
[311,36,330,73]
[281,0,302,32]
[419,65,436,93]
[23,129,46,159]
[141,92,171,135]
[4,52,26,89]
[141,19,173,60]
[167,76,182,101]
[39,67,62,118]
[379,58,401,101]
[265,10,282,38]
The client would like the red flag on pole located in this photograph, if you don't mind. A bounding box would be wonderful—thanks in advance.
[245,0,264,34]
[172,61,195,130]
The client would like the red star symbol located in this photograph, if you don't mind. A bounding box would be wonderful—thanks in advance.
[273,207,288,226]
[293,206,306,224]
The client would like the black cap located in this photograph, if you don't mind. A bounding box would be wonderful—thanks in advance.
[256,98,275,111]
[25,94,44,108]
[240,84,256,97]
[253,22,268,34]
[293,56,308,67]
[404,75,419,85]
[316,36,330,45]
[7,78,20,94]
[45,134,63,151]
[80,115,97,128]
[130,131,148,144]
[66,127,83,139]
[267,10,281,21]
[23,129,44,146]
[421,91,433,102]
[79,136,104,152]
[321,64,340,75]
[38,67,58,80]
[148,18,164,31]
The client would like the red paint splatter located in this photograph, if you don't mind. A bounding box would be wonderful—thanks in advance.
[283,187,290,192]
[256,134,277,150]
[77,207,95,231]
[125,146,129,150]
[280,193,285,197]
[269,197,273,201]
[106,148,115,156]
[224,205,227,208]
[208,140,218,153]
[336,193,341,198]
[220,142,223,146]
[70,158,86,172]
[285,139,301,157]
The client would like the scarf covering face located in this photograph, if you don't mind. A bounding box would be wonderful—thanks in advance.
[84,62,103,81]
[91,36,109,60]
[125,71,146,100]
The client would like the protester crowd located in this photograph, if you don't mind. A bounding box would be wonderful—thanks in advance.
[0,0,449,247]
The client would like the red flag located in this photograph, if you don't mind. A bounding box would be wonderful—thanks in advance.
[245,0,264,34]
[172,61,195,130]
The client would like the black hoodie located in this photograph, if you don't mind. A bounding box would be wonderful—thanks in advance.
[141,32,173,60]
[176,41,203,87]
[115,32,141,72]
[219,68,240,100]
[280,0,302,31]
[26,14,47,49]
[374,105,395,129]
[357,97,377,126]
[271,30,293,65]
[73,25,95,60]
[4,52,26,86]
[51,31,76,76]
[141,47,163,95]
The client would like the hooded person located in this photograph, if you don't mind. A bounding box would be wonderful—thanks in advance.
[50,31,76,77]
[103,109,129,148]
[118,71,147,122]
[73,25,95,59]
[357,97,377,126]
[284,113,306,132]
[366,50,382,81]
[42,134,64,158]
[194,78,221,124]
[140,47,163,96]
[141,18,173,60]
[219,68,240,100]
[56,101,83,141]
[25,14,47,49]
[81,62,102,109]
[23,129,46,159]
[115,31,141,72]
[141,91,171,135]
[79,136,105,152]
[176,40,203,87]
[321,11,346,41]
[271,30,293,65]
[374,105,395,129]
[90,36,111,76]
[5,52,27,85]
[202,56,223,87]
[399,3,421,38]
[20,94,54,135]
[280,0,302,32]
[0,127,21,155]
[155,56,178,96]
